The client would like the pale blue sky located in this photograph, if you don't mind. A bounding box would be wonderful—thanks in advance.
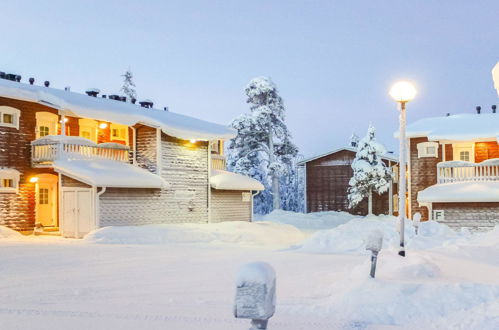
[2,1,498,156]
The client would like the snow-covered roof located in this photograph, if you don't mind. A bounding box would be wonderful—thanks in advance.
[398,113,499,142]
[418,182,499,203]
[53,159,169,189]
[210,170,264,191]
[297,146,398,166]
[31,135,98,146]
[0,78,235,141]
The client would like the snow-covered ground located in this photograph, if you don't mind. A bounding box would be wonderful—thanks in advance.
[1,211,498,329]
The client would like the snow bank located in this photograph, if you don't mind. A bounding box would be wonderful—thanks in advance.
[298,215,466,254]
[257,209,356,230]
[0,226,23,239]
[85,221,305,247]
[210,170,264,191]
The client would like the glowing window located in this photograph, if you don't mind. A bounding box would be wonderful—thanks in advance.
[39,188,49,205]
[0,106,21,129]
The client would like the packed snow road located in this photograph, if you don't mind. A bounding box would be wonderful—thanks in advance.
[1,211,498,329]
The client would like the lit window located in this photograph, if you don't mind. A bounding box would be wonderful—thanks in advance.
[0,168,20,193]
[39,126,50,137]
[0,106,21,129]
[110,124,128,143]
[35,112,58,138]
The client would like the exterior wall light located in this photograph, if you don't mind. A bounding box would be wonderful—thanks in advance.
[29,177,39,183]
[190,139,196,143]
[99,123,108,129]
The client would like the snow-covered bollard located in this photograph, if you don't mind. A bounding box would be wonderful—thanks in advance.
[234,262,276,330]
[413,212,422,235]
[365,230,383,278]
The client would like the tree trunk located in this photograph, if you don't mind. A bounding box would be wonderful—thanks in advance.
[269,130,280,210]
[368,188,373,215]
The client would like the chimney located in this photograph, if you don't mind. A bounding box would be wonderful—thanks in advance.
[44,81,50,87]
[109,95,120,101]
[119,96,127,102]
[492,105,497,113]
[64,86,71,91]
[6,73,17,81]
[0,72,5,79]
[164,106,169,111]
[85,88,100,97]
[102,95,107,98]
[139,99,153,108]
[476,106,481,114]
[15,75,21,82]
[446,113,450,116]
[131,98,136,104]
[29,77,35,85]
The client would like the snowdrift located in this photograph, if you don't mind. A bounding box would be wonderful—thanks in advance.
[0,225,24,239]
[257,209,356,230]
[85,221,305,247]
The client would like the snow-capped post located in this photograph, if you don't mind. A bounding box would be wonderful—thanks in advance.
[390,81,417,257]
[234,262,276,330]
[413,212,421,235]
[366,230,383,278]
[347,125,391,215]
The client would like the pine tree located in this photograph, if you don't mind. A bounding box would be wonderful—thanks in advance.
[120,68,137,101]
[347,125,391,215]
[227,76,298,213]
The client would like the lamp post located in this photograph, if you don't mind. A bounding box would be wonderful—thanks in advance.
[389,81,417,257]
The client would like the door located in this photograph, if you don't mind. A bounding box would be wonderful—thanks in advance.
[61,188,94,238]
[36,174,58,227]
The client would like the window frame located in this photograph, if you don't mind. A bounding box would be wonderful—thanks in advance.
[417,142,439,158]
[110,123,128,143]
[35,112,58,139]
[0,106,21,130]
[0,168,20,194]
[453,143,475,163]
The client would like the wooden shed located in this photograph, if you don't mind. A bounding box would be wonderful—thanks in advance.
[298,147,398,216]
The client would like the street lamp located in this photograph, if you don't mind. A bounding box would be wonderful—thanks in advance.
[390,81,417,257]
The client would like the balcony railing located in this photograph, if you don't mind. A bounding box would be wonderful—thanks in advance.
[32,136,130,167]
[211,154,226,170]
[437,159,499,183]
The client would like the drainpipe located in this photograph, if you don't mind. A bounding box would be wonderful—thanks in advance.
[207,140,212,223]
[95,186,107,229]
[131,127,137,164]
[251,191,261,222]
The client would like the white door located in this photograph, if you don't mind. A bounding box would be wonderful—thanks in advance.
[61,188,94,238]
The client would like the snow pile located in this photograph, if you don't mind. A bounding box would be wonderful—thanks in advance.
[210,170,264,191]
[0,225,24,239]
[85,221,305,247]
[257,209,356,230]
[298,215,466,254]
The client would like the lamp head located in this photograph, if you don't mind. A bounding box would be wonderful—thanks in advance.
[389,81,417,103]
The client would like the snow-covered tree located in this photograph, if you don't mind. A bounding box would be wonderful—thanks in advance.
[348,125,391,215]
[227,76,298,213]
[120,68,137,101]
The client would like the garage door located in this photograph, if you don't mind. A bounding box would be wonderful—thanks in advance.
[61,188,94,238]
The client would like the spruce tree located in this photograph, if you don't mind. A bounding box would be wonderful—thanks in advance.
[120,68,137,101]
[348,125,391,215]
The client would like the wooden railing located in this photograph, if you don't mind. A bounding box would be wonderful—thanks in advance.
[437,159,499,183]
[211,154,226,170]
[32,140,130,167]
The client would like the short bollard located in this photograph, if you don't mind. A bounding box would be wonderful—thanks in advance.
[413,212,422,235]
[365,230,383,278]
[234,262,276,330]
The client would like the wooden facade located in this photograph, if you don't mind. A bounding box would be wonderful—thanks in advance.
[302,148,397,216]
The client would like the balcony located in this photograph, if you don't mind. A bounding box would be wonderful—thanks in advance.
[32,135,130,167]
[437,159,499,184]
[211,154,226,170]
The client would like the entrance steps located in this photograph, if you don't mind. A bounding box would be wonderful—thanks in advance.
[34,227,61,236]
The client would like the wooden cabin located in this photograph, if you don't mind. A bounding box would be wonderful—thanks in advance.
[298,146,398,216]
[0,74,263,237]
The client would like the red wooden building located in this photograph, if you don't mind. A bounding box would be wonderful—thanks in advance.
[298,146,398,216]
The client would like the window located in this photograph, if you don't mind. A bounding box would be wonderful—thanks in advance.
[0,106,21,129]
[35,112,58,138]
[0,168,20,193]
[110,123,128,143]
[39,188,49,204]
[459,151,470,162]
[417,142,439,158]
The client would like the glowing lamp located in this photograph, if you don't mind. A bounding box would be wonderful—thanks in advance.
[190,139,196,143]
[29,177,39,183]
[99,123,108,129]
[389,81,417,103]
[59,118,68,123]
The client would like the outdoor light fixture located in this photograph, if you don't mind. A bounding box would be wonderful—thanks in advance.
[190,139,196,143]
[99,123,108,129]
[390,80,417,257]
[29,177,39,183]
[59,118,69,123]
